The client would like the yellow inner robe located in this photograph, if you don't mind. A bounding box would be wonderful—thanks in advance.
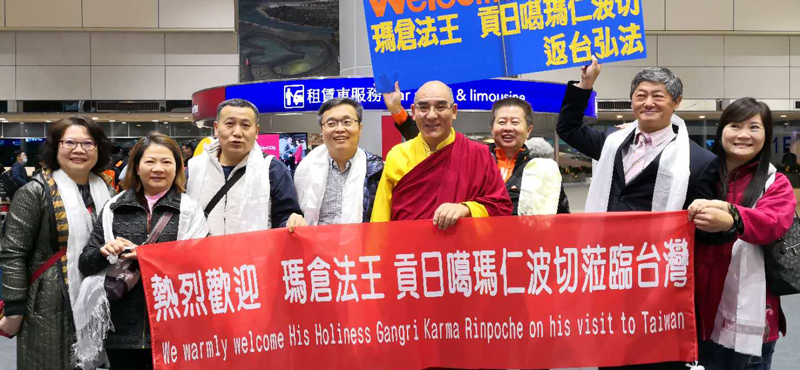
[371,128,489,222]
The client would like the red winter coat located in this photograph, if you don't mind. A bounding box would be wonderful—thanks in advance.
[695,162,796,342]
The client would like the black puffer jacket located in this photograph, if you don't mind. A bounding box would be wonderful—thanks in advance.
[78,188,184,350]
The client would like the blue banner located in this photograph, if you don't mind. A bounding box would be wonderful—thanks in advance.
[363,0,646,93]
[222,77,596,117]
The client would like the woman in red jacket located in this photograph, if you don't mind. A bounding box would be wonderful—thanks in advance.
[688,97,796,370]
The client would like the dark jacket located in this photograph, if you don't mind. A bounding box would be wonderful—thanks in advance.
[556,82,727,244]
[362,150,385,222]
[0,173,113,370]
[11,161,27,186]
[394,114,569,215]
[78,188,185,350]
[488,143,570,215]
[267,159,304,227]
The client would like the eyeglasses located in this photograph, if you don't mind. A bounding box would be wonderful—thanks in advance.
[322,118,358,129]
[415,103,453,114]
[60,140,97,151]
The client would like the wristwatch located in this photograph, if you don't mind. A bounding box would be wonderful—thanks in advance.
[728,203,745,236]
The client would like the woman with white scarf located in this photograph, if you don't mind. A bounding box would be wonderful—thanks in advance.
[0,116,115,370]
[689,98,796,369]
[77,133,208,369]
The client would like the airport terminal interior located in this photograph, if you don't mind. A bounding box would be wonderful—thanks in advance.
[0,0,800,369]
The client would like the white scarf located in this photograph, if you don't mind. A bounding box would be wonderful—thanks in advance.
[187,139,272,233]
[73,190,209,369]
[585,115,691,212]
[50,170,112,315]
[518,158,562,215]
[710,164,777,357]
[294,145,367,225]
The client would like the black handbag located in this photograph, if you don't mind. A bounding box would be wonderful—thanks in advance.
[764,211,800,296]
[104,212,173,301]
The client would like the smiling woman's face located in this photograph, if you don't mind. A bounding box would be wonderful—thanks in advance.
[136,144,176,196]
[56,125,98,177]
[721,114,765,166]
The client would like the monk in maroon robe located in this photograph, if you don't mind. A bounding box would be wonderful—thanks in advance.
[372,81,511,229]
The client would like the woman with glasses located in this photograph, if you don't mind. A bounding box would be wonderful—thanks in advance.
[0,116,115,370]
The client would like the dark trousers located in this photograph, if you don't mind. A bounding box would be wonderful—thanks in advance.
[107,348,154,370]
[698,340,776,370]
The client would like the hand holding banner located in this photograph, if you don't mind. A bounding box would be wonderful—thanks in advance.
[140,211,696,370]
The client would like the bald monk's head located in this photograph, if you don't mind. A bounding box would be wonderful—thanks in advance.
[411,81,458,150]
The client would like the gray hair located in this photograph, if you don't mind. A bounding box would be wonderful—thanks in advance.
[629,67,683,100]
[216,98,259,123]
[317,97,363,125]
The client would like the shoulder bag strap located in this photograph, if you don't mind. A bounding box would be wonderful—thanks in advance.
[144,211,174,245]
[31,178,71,306]
[203,166,246,216]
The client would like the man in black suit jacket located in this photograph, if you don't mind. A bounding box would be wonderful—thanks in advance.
[557,58,726,370]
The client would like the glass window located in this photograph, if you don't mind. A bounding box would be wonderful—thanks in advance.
[173,123,200,137]
[1,123,43,137]
[156,122,171,135]
[129,122,157,137]
[98,122,113,137]
[112,122,130,137]
[2,123,21,137]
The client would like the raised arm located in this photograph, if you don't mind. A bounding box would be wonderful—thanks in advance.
[382,81,419,141]
[556,56,608,161]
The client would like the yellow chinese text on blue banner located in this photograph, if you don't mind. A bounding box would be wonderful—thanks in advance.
[364,0,647,93]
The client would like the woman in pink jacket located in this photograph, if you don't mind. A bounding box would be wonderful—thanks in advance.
[688,97,796,370]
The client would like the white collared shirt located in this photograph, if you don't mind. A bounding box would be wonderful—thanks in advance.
[622,124,677,178]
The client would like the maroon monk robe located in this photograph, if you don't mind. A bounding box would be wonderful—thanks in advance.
[390,132,512,221]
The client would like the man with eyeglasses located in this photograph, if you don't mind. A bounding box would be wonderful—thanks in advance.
[383,82,571,216]
[371,80,512,229]
[186,98,304,236]
[292,98,384,228]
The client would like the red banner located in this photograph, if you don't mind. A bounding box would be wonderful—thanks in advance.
[139,211,697,370]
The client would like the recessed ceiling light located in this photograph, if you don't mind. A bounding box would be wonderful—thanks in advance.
[781,115,788,118]
[121,122,127,124]
[183,117,190,120]
[136,124,142,127]
[616,115,623,119]
[699,115,706,119]
[91,117,99,120]
[109,119,116,123]
[45,120,51,123]
[151,119,159,122]
[163,121,168,124]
